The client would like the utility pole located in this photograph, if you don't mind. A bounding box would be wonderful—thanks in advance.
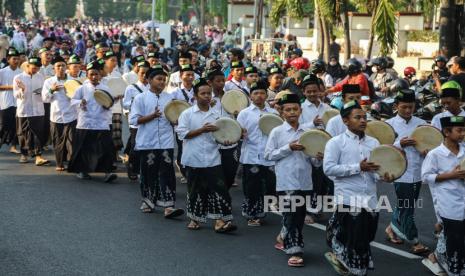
[151,0,156,41]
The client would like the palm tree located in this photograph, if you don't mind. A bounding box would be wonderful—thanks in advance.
[439,0,462,57]
[316,0,351,62]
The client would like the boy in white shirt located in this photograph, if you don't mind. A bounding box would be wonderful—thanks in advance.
[41,56,78,171]
[324,100,393,275]
[265,93,322,267]
[224,61,248,94]
[422,116,465,276]
[122,61,149,180]
[176,78,237,233]
[13,57,49,166]
[0,47,22,154]
[128,65,184,218]
[384,89,429,253]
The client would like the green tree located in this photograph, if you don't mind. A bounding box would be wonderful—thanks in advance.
[5,0,25,18]
[268,0,305,27]
[46,0,77,19]
[155,0,168,22]
[373,0,396,56]
[439,0,462,57]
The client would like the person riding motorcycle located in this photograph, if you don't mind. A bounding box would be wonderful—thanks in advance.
[369,57,398,98]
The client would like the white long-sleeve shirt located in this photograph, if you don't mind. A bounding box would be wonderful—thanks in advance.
[265,122,320,191]
[325,115,346,137]
[422,143,465,220]
[237,104,278,166]
[324,130,380,209]
[0,66,22,110]
[171,85,195,105]
[41,76,78,124]
[129,91,175,150]
[176,104,221,168]
[431,110,465,130]
[71,80,112,130]
[224,78,249,94]
[39,64,54,79]
[167,71,200,92]
[299,99,331,125]
[13,72,45,117]
[123,81,147,127]
[122,70,138,85]
[385,115,426,183]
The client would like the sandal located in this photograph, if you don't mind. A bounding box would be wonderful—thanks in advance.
[385,227,403,244]
[287,256,304,267]
[422,257,446,276]
[215,221,237,233]
[35,159,50,166]
[55,167,66,171]
[164,208,185,219]
[324,252,349,276]
[274,242,284,251]
[411,243,430,255]
[140,202,153,213]
[247,219,261,227]
[187,220,200,230]
[304,214,315,225]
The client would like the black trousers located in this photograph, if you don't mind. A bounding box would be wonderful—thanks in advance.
[176,136,186,177]
[139,149,177,207]
[279,190,311,256]
[441,217,465,274]
[219,146,239,189]
[185,165,233,223]
[241,164,276,219]
[17,116,45,157]
[124,128,140,176]
[43,103,51,144]
[0,106,18,147]
[68,129,115,173]
[50,120,76,168]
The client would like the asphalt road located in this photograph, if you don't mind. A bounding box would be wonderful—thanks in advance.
[0,143,442,276]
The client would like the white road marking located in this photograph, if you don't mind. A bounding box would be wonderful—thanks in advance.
[270,211,422,260]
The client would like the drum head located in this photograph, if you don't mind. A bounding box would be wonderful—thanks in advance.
[299,129,332,157]
[221,89,249,114]
[212,117,242,144]
[274,90,292,101]
[322,109,340,126]
[94,89,114,109]
[411,125,443,152]
[107,77,127,97]
[369,145,407,180]
[365,120,396,144]
[164,100,191,123]
[64,79,82,98]
[258,113,283,136]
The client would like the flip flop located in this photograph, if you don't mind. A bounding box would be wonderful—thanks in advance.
[215,221,237,233]
[421,258,447,276]
[385,229,404,244]
[324,252,349,276]
[55,167,66,171]
[164,208,185,219]
[187,221,200,230]
[35,159,50,166]
[287,256,304,267]
[274,242,284,252]
[411,244,430,256]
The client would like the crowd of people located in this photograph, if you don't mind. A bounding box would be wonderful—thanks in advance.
[2,19,465,276]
